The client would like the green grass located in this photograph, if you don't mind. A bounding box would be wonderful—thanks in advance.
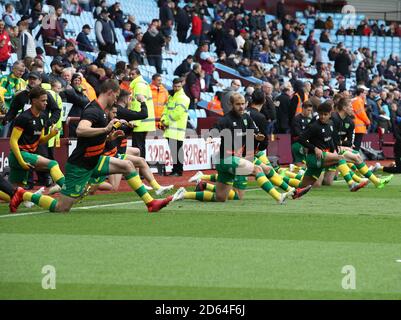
[1,175,401,299]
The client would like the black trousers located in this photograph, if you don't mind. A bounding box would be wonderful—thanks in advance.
[353,133,364,151]
[0,175,15,197]
[177,27,189,43]
[384,141,401,173]
[132,132,147,159]
[147,55,163,74]
[168,138,184,174]
[98,42,117,55]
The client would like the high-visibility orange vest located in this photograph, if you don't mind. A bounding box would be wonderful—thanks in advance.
[81,77,97,101]
[150,83,168,121]
[120,81,132,93]
[352,96,370,134]
[207,96,223,115]
[295,92,308,115]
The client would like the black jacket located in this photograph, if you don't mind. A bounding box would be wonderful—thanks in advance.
[335,52,352,77]
[174,60,191,77]
[275,93,291,132]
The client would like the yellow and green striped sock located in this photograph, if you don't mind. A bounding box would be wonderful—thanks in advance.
[49,162,65,187]
[266,168,292,192]
[356,162,380,186]
[184,191,216,201]
[255,172,281,201]
[283,176,301,188]
[22,192,58,212]
[0,191,10,202]
[256,151,271,166]
[349,170,362,182]
[201,174,217,182]
[227,189,240,200]
[125,171,154,204]
[337,159,354,187]
[205,183,216,192]
[150,179,161,191]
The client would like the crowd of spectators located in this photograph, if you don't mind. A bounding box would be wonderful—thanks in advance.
[0,0,401,141]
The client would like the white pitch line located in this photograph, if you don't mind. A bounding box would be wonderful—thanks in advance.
[0,200,143,219]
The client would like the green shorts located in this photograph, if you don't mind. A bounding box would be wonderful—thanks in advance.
[233,175,248,190]
[215,156,241,186]
[61,156,111,198]
[291,142,306,164]
[304,152,328,179]
[8,150,39,185]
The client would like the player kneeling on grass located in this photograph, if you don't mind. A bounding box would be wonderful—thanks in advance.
[8,87,64,203]
[173,92,295,204]
[298,101,369,191]
[85,104,173,195]
[9,80,175,213]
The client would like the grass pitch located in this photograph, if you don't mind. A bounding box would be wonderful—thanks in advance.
[1,175,401,299]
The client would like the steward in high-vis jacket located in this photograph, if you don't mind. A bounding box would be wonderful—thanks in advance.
[129,68,155,159]
[160,78,190,176]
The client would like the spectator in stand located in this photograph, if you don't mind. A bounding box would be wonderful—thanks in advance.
[108,2,125,29]
[63,0,81,15]
[95,9,117,54]
[209,21,225,54]
[235,29,247,53]
[304,5,316,18]
[127,16,139,35]
[175,4,190,43]
[196,42,215,91]
[122,23,135,42]
[150,73,168,125]
[305,30,315,53]
[187,12,202,45]
[93,0,107,19]
[336,26,347,36]
[47,57,67,87]
[174,55,193,77]
[335,47,352,78]
[29,1,45,30]
[356,61,370,86]
[184,63,202,109]
[41,6,66,46]
[2,3,16,28]
[0,60,26,117]
[17,16,36,60]
[62,49,79,69]
[221,79,241,114]
[325,16,334,30]
[237,58,253,77]
[276,0,285,21]
[261,81,277,134]
[159,0,175,37]
[0,20,11,72]
[366,89,381,133]
[79,0,91,12]
[222,28,238,56]
[314,16,325,29]
[61,72,90,137]
[84,64,101,95]
[320,30,331,43]
[128,42,145,66]
[142,19,165,74]
[127,30,143,57]
[352,86,371,150]
[275,84,293,134]
[76,24,95,52]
